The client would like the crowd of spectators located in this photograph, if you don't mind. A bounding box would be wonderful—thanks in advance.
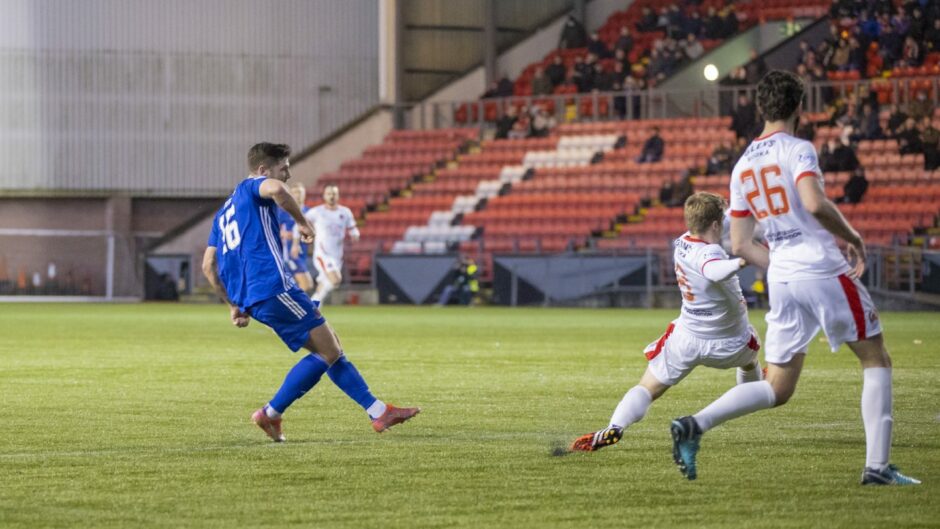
[482,2,746,104]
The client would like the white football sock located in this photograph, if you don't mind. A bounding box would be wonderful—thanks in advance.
[693,380,775,432]
[862,367,893,471]
[366,399,387,420]
[736,361,763,384]
[265,404,282,419]
[312,277,334,303]
[609,385,653,429]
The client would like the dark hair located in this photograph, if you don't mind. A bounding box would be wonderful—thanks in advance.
[756,70,804,122]
[246,142,291,172]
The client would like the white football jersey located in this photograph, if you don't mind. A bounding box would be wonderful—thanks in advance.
[673,233,749,339]
[729,131,850,282]
[304,204,356,261]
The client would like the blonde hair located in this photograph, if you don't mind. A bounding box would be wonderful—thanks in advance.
[684,192,726,235]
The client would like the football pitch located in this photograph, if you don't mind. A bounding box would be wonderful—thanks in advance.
[1,304,937,528]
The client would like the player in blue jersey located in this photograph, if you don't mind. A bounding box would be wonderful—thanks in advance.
[202,142,420,442]
[277,183,314,294]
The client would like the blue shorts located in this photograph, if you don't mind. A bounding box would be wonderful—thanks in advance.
[286,255,309,274]
[248,289,326,351]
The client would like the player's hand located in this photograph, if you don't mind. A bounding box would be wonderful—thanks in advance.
[845,236,867,279]
[298,223,314,244]
[738,258,746,269]
[230,306,250,328]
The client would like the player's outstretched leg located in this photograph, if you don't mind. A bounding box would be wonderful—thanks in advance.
[571,427,624,452]
[670,416,702,480]
[253,353,331,442]
[318,324,420,433]
[326,353,421,433]
[570,384,654,452]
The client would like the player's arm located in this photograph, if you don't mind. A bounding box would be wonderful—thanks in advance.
[797,175,866,277]
[730,214,770,270]
[702,256,747,282]
[347,212,360,243]
[259,179,314,244]
[201,246,249,327]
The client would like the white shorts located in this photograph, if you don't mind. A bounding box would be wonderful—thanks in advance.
[313,254,341,279]
[645,322,760,386]
[764,274,882,364]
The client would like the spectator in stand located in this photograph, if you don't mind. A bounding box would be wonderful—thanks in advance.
[531,66,553,96]
[832,38,851,71]
[530,105,556,138]
[795,64,813,89]
[571,55,587,91]
[705,141,734,175]
[730,94,757,141]
[908,91,935,122]
[879,23,903,68]
[615,26,634,56]
[718,7,738,39]
[847,37,865,72]
[796,40,814,68]
[508,107,530,140]
[927,18,940,53]
[681,33,705,61]
[919,116,940,171]
[853,103,884,141]
[731,136,748,165]
[865,42,884,77]
[546,55,567,88]
[593,62,615,92]
[837,167,869,204]
[559,14,587,49]
[909,7,927,41]
[481,81,499,99]
[887,103,909,137]
[659,176,675,205]
[795,115,817,142]
[588,32,611,59]
[703,7,722,39]
[624,75,644,120]
[685,11,704,39]
[667,171,694,207]
[820,138,860,172]
[611,61,629,119]
[495,75,514,97]
[636,6,658,32]
[637,126,665,163]
[745,49,767,84]
[724,66,748,91]
[613,48,630,72]
[666,4,688,40]
[494,106,518,140]
[902,36,923,66]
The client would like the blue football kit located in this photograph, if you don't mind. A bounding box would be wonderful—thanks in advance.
[208,177,324,351]
[276,206,310,274]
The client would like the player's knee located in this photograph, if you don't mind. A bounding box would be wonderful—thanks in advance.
[771,383,795,407]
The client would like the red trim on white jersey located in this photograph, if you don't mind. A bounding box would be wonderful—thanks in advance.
[754,130,786,141]
[700,258,720,275]
[730,209,752,217]
[645,323,675,360]
[683,235,706,243]
[795,171,820,184]
[837,274,866,341]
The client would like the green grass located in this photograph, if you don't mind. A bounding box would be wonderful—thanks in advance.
[0,304,938,528]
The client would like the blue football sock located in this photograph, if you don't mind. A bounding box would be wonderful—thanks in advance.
[327,355,378,412]
[268,353,329,414]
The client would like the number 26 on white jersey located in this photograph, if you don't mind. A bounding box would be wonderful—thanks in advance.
[740,164,790,219]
